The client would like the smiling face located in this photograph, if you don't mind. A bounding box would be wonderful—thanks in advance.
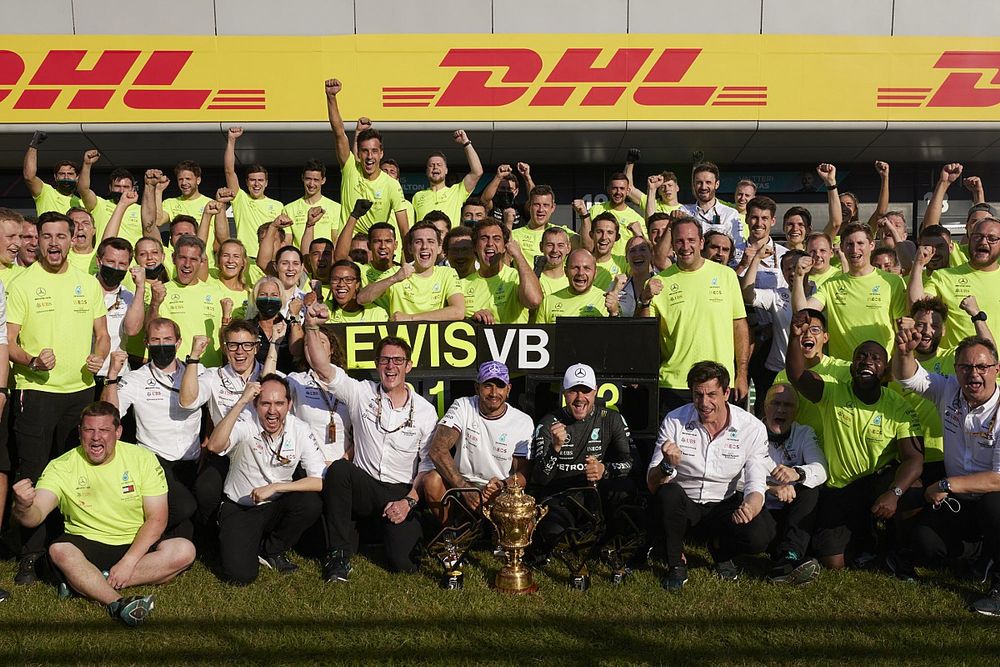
[734,184,756,212]
[747,206,774,243]
[565,249,596,295]
[842,229,874,272]
[692,378,729,423]
[799,315,828,361]
[302,170,325,197]
[475,223,505,267]
[542,230,570,269]
[276,249,303,290]
[0,219,21,266]
[608,178,629,207]
[477,379,510,417]
[246,170,267,198]
[957,343,1000,406]
[368,228,396,268]
[39,220,70,270]
[358,138,384,178]
[763,384,798,435]
[807,235,832,273]
[136,238,164,269]
[225,328,259,374]
[255,379,290,435]
[564,386,596,420]
[173,244,203,285]
[783,215,808,247]
[426,155,447,185]
[850,341,887,387]
[19,221,38,264]
[692,170,719,204]
[673,221,705,270]
[969,219,1000,269]
[591,218,619,258]
[409,228,440,271]
[309,242,333,279]
[176,169,200,197]
[330,264,360,307]
[218,242,246,281]
[626,237,651,271]
[79,414,121,465]
[376,343,412,392]
[912,309,945,356]
[68,210,95,251]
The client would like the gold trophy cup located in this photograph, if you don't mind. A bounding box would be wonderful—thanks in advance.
[486,480,548,594]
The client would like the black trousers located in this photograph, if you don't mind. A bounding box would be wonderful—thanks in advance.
[15,388,94,556]
[218,492,322,585]
[911,491,1000,567]
[768,484,820,557]
[531,478,635,553]
[193,452,230,526]
[322,459,421,573]
[156,457,199,541]
[654,483,775,568]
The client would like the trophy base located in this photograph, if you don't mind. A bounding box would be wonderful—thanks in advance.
[569,573,591,591]
[441,570,464,590]
[610,569,630,586]
[494,566,539,595]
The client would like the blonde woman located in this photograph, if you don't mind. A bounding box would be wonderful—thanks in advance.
[246,275,303,373]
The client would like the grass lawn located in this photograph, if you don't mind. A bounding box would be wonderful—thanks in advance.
[1,542,999,667]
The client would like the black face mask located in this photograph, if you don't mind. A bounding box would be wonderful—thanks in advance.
[55,179,77,195]
[144,264,167,281]
[108,191,123,204]
[147,344,176,369]
[255,297,282,319]
[99,264,127,287]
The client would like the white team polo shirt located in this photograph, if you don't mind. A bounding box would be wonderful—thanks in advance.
[288,370,353,462]
[899,366,1000,480]
[418,396,533,485]
[326,366,437,485]
[222,411,327,506]
[99,286,135,377]
[117,361,203,462]
[683,200,745,253]
[649,402,770,504]
[190,361,266,425]
[763,422,828,510]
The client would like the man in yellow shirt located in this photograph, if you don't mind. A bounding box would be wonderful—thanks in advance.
[464,220,542,324]
[577,210,627,291]
[281,159,343,251]
[224,127,285,258]
[627,171,683,219]
[77,151,145,248]
[637,218,749,414]
[66,207,98,275]
[412,130,484,227]
[786,310,924,572]
[792,223,906,360]
[154,160,213,227]
[585,172,644,253]
[805,232,839,288]
[22,131,84,216]
[7,211,110,585]
[510,185,579,271]
[12,401,194,626]
[357,221,464,322]
[0,208,24,285]
[325,79,410,242]
[17,219,38,268]
[537,227,572,296]
[536,249,614,323]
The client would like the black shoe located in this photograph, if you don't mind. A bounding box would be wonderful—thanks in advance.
[660,565,688,592]
[971,583,1000,617]
[258,552,298,574]
[0,587,9,603]
[14,555,39,586]
[713,559,740,582]
[886,552,919,583]
[322,550,352,583]
[107,594,155,627]
[767,552,820,585]
[962,555,995,586]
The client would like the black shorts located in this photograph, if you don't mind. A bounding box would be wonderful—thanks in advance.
[50,533,154,572]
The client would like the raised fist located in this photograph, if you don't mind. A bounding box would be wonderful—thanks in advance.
[228,126,243,140]
[550,421,567,451]
[357,117,372,133]
[794,255,813,277]
[395,262,415,282]
[204,201,224,216]
[453,129,469,145]
[83,149,101,166]
[572,199,588,217]
[874,160,889,176]
[325,78,342,97]
[350,199,373,220]
[648,174,664,190]
[28,131,47,149]
[191,335,210,358]
[895,318,921,355]
[307,206,325,226]
[221,298,234,318]
[496,164,512,178]
[215,187,235,203]
[516,162,530,178]
[626,148,641,164]
[790,310,812,338]
[119,189,138,207]
[109,350,128,374]
[274,213,293,229]
[940,163,963,184]
[816,163,837,187]
[963,176,983,193]
[660,440,681,466]
[914,244,935,267]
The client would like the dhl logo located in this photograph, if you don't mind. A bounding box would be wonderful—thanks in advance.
[877,51,1000,108]
[0,50,265,110]
[382,48,766,109]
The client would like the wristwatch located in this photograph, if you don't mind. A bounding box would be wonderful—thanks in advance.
[793,466,807,483]
[404,497,418,510]
[938,478,951,493]
[891,486,904,497]
[185,356,201,365]
[972,311,988,323]
[658,459,675,477]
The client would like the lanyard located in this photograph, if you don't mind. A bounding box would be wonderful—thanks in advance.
[148,364,180,394]
[375,385,414,434]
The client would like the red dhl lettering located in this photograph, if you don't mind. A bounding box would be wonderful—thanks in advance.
[381,47,766,109]
[877,51,1000,109]
[0,49,266,111]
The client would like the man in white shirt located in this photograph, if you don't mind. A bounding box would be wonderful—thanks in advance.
[894,329,1000,615]
[206,374,325,585]
[759,383,827,585]
[304,304,438,581]
[682,162,745,258]
[93,239,145,387]
[102,318,203,541]
[421,361,533,521]
[647,361,773,592]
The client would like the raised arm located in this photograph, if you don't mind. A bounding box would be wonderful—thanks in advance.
[324,78,352,167]
[333,200,371,261]
[921,164,962,232]
[790,255,822,311]
[907,245,932,308]
[507,238,543,310]
[178,336,209,408]
[352,117,371,160]
[206,381,261,454]
[256,214,291,273]
[78,149,101,212]
[867,161,890,232]
[102,189,138,241]
[299,206,325,257]
[817,163,841,236]
[962,295,996,345]
[123,267,146,337]
[303,303,335,382]
[891,317,921,383]
[454,130,484,193]
[964,175,986,205]
[223,127,242,193]
[646,174,663,219]
[786,311,825,404]
[739,242,764,303]
[482,164,510,210]
[357,262,413,306]
[572,199,594,252]
[517,162,536,194]
[11,479,59,529]
[22,131,46,198]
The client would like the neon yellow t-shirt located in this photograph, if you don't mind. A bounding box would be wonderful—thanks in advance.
[67,248,98,275]
[813,269,906,360]
[594,255,628,292]
[326,304,389,323]
[511,224,578,270]
[339,159,405,235]
[775,355,852,447]
[0,263,24,288]
[536,285,608,324]
[924,263,1000,349]
[817,381,920,488]
[464,265,529,324]
[387,265,462,317]
[37,442,167,545]
[637,193,682,216]
[233,189,284,258]
[150,278,225,367]
[413,182,470,228]
[889,349,953,464]
[208,269,252,321]
[162,194,212,222]
[649,260,746,389]
[809,265,839,289]
[950,243,969,267]
[7,263,105,393]
[33,182,83,216]
[539,271,568,296]
[588,201,643,253]
[281,196,342,249]
[360,261,397,312]
[90,196,144,248]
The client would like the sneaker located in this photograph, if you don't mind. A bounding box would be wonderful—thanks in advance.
[886,552,919,583]
[107,594,155,627]
[14,555,39,586]
[963,555,995,586]
[660,565,688,592]
[971,584,1000,617]
[713,559,740,582]
[0,588,9,603]
[258,552,298,574]
[767,552,821,585]
[322,550,352,583]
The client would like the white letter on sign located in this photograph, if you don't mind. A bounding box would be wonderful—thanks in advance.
[484,328,517,364]
[518,329,549,369]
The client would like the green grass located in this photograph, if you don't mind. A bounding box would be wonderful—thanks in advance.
[2,545,1000,667]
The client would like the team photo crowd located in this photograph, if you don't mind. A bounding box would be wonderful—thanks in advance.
[0,77,998,628]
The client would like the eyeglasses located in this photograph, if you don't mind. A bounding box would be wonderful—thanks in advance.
[956,363,998,374]
[330,277,358,285]
[225,341,260,351]
[970,233,1000,245]
[803,326,824,335]
[377,356,408,367]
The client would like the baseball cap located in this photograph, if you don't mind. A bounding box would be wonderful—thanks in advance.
[477,360,510,386]
[562,363,597,391]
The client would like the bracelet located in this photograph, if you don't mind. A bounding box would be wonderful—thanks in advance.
[185,356,201,365]
[462,141,471,147]
[303,324,321,331]
[27,356,36,370]
[104,377,121,385]
[638,300,651,309]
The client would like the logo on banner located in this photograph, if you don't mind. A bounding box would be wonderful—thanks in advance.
[877,51,1000,108]
[0,50,266,111]
[383,48,767,109]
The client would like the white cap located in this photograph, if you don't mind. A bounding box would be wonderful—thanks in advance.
[562,363,597,391]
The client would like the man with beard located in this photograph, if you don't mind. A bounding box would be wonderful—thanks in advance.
[22,131,83,216]
[759,383,827,584]
[281,159,342,251]
[334,201,402,309]
[577,210,628,291]
[538,227,572,296]
[77,150,144,248]
[912,218,1000,349]
[647,361,771,591]
[586,172,645,254]
[702,230,735,266]
[93,238,145,387]
[306,238,335,287]
[637,218,749,414]
[102,318,204,541]
[511,185,579,270]
[463,220,542,324]
[154,161,213,226]
[682,162,744,255]
[536,249,614,322]
[786,311,924,571]
[8,212,109,585]
[223,127,284,258]
[412,130,484,227]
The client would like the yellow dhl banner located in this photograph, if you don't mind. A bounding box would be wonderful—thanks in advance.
[0,34,999,123]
